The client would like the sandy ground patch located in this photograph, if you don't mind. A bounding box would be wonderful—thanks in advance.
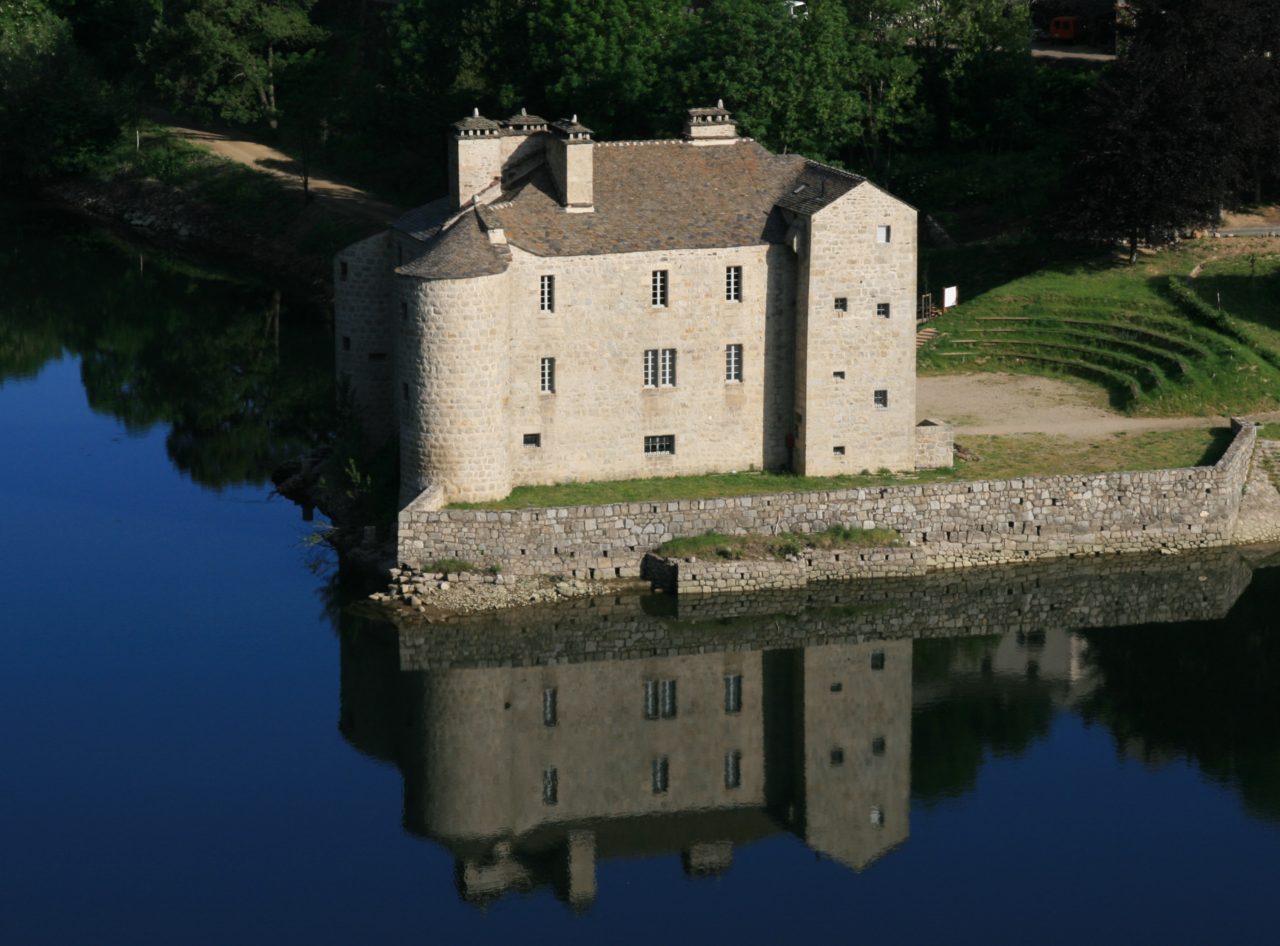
[917,373,1280,436]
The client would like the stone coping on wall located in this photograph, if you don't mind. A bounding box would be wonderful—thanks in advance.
[398,419,1257,580]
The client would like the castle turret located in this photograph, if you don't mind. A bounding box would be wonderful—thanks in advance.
[683,101,738,145]
[449,110,502,209]
[548,116,594,212]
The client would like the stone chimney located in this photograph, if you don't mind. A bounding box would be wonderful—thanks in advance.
[449,109,502,209]
[548,115,594,213]
[682,101,738,145]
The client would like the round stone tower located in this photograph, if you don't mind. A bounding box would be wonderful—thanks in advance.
[398,218,511,505]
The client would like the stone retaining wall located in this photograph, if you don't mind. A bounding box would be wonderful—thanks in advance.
[397,548,1254,671]
[398,419,1256,581]
[649,547,929,593]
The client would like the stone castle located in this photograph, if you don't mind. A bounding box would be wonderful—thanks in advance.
[335,104,944,506]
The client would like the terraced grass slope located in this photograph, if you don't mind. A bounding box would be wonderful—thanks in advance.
[919,244,1280,416]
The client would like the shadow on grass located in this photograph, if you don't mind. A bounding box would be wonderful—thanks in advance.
[1195,427,1238,467]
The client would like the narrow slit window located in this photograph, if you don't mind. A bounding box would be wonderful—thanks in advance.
[872,736,886,756]
[876,225,891,243]
[543,767,558,805]
[643,349,658,388]
[402,382,409,402]
[871,805,885,827]
[660,679,677,718]
[540,274,555,312]
[542,688,557,726]
[660,348,676,387]
[342,336,351,351]
[834,297,848,311]
[651,270,669,307]
[726,266,742,302]
[523,433,542,447]
[643,681,660,719]
[724,674,743,713]
[339,261,348,280]
[871,650,886,670]
[400,301,408,320]
[877,302,891,318]
[874,389,889,409]
[724,751,742,789]
[726,344,743,383]
[540,357,555,394]
[645,435,675,455]
[652,756,669,794]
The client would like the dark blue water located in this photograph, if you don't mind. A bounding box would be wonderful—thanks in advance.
[2,203,1278,944]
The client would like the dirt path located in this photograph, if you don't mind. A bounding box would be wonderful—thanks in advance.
[918,373,1280,436]
[148,109,405,227]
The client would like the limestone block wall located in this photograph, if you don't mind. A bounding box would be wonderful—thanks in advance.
[399,271,513,504]
[794,184,917,476]
[334,231,396,444]
[398,420,1255,578]
[914,419,954,470]
[450,134,502,208]
[503,243,796,486]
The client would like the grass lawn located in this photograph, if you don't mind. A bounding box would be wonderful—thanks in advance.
[449,426,1232,510]
[919,237,1280,417]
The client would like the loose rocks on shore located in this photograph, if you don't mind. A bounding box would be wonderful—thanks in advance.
[368,564,627,621]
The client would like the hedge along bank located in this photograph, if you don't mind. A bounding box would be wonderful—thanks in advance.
[398,419,1258,585]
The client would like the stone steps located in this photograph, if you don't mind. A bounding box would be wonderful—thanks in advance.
[916,327,938,350]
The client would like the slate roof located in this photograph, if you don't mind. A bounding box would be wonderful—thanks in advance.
[396,210,506,279]
[393,140,883,280]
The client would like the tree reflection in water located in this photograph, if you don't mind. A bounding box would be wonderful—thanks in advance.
[0,199,334,490]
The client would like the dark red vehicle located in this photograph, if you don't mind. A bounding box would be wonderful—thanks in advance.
[1050,15,1082,42]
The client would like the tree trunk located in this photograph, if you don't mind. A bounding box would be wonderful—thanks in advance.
[266,45,278,130]
[1129,227,1139,266]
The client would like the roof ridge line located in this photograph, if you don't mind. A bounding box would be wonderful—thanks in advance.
[802,159,865,182]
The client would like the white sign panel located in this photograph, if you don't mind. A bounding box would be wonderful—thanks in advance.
[943,286,958,308]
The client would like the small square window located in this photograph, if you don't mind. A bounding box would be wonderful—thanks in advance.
[877,302,891,318]
[872,736,886,756]
[876,225,891,243]
[830,682,843,693]
[830,748,845,766]
[523,433,542,447]
[874,389,889,409]
[833,446,845,456]
[339,261,348,280]
[871,651,886,670]
[834,297,848,311]
[342,336,351,351]
[645,434,675,455]
[833,371,845,380]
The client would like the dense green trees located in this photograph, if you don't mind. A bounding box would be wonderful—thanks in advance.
[0,0,127,183]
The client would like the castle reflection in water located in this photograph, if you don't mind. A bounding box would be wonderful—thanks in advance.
[339,549,1257,910]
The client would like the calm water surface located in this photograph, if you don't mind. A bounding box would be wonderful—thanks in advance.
[2,202,1279,944]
